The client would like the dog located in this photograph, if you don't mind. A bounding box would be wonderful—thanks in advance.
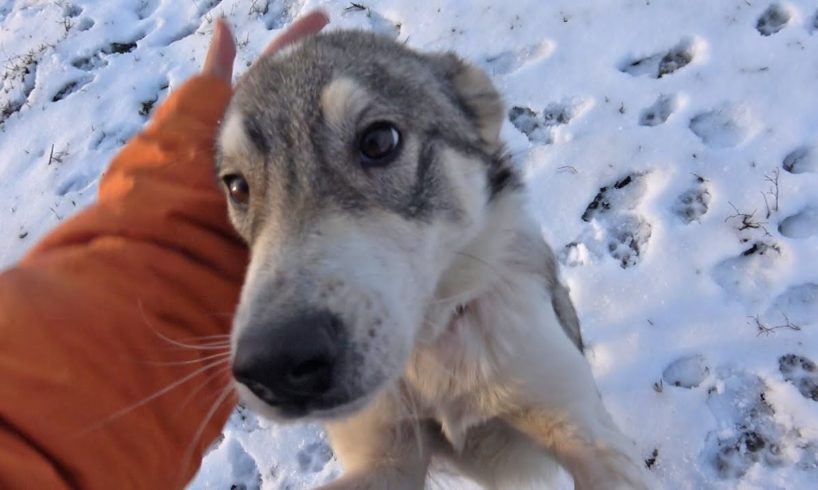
[216,30,649,489]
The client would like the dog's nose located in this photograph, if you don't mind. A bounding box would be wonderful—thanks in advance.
[232,310,341,407]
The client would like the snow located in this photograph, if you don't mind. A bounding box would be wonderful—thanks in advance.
[1,0,817,488]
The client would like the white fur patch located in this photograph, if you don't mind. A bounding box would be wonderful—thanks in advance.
[219,110,253,159]
[320,77,371,131]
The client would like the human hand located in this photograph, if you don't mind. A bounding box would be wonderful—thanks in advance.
[201,10,330,84]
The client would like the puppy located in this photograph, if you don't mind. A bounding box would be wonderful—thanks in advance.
[216,30,648,489]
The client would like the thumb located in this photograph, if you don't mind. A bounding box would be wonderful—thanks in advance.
[202,18,237,83]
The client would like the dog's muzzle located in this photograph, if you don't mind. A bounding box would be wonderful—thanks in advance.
[232,309,345,417]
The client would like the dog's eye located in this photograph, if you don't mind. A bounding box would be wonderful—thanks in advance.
[222,174,250,206]
[358,121,401,167]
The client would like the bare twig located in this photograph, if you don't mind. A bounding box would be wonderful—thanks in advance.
[725,202,768,232]
[762,168,780,218]
[751,313,801,336]
[47,145,68,165]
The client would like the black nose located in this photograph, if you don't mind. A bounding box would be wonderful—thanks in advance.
[232,310,341,408]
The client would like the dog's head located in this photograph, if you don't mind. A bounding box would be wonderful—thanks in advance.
[217,31,512,420]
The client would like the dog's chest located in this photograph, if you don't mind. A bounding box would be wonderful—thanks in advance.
[405,306,510,450]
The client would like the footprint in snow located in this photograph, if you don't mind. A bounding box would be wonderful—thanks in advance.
[508,98,591,144]
[195,0,223,16]
[76,17,94,31]
[711,242,782,305]
[367,10,401,40]
[72,54,107,71]
[779,206,818,238]
[765,283,818,327]
[61,3,82,18]
[662,354,710,388]
[482,41,553,76]
[561,173,652,268]
[779,354,818,402]
[135,0,158,20]
[701,371,787,479]
[56,172,97,196]
[756,3,791,37]
[639,94,677,127]
[689,104,758,149]
[782,145,818,174]
[225,437,262,490]
[342,4,401,40]
[296,441,333,473]
[672,175,711,223]
[619,38,697,79]
[52,76,92,103]
[72,30,147,73]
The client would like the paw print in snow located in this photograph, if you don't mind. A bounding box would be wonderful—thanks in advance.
[562,173,652,268]
[620,38,697,78]
[756,3,791,36]
[639,94,677,127]
[508,98,591,144]
[779,354,818,401]
[689,103,758,149]
[779,206,818,238]
[297,441,333,473]
[672,175,711,223]
[702,371,787,479]
[782,145,818,174]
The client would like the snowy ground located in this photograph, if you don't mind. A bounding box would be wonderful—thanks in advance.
[2,0,818,488]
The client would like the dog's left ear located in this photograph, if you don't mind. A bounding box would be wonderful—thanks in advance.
[431,54,505,146]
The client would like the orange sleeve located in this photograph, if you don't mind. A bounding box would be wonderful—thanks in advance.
[0,75,248,489]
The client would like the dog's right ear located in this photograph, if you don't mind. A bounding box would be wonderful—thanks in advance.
[430,53,505,147]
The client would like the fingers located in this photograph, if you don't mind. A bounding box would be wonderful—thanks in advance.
[202,17,237,83]
[261,9,330,57]
[201,9,329,83]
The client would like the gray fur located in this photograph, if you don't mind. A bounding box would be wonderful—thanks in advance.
[218,31,512,244]
[219,30,647,490]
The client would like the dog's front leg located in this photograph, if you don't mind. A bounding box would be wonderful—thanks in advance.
[501,327,649,489]
[316,395,435,490]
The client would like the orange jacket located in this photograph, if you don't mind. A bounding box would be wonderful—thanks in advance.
[0,75,248,489]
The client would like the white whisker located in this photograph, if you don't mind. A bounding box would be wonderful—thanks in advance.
[176,385,236,488]
[140,351,231,367]
[76,358,231,437]
[178,365,233,411]
[138,300,232,352]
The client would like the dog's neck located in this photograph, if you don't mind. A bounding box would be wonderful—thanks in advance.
[420,188,532,343]
[404,187,555,447]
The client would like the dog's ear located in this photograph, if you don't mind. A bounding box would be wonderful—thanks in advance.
[431,53,504,146]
